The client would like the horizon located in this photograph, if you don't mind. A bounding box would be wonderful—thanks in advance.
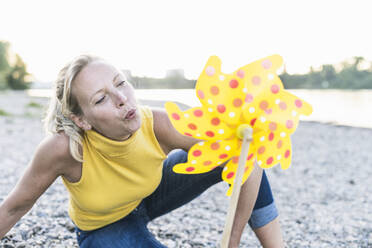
[29,56,370,86]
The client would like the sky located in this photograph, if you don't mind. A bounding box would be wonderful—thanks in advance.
[1,0,372,83]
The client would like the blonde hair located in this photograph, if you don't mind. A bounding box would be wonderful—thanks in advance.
[44,54,100,162]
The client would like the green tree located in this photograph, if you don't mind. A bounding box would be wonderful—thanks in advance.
[321,64,336,82]
[0,41,10,89]
[6,54,30,90]
[352,56,364,70]
[279,57,372,89]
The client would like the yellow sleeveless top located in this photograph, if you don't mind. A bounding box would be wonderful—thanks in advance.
[62,106,167,231]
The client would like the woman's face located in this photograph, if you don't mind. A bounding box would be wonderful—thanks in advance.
[72,60,141,141]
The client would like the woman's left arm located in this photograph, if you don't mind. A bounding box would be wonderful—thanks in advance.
[152,108,201,154]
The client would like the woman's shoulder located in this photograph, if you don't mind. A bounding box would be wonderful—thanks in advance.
[42,132,71,158]
[150,107,166,129]
[34,132,75,173]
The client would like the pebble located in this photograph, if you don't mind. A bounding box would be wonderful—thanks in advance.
[0,93,371,247]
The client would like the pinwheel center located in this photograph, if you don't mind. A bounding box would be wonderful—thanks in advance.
[236,124,253,140]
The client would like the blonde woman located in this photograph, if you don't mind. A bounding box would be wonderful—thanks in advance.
[0,55,284,247]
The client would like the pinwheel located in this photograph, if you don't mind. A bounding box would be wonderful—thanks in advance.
[165,55,312,246]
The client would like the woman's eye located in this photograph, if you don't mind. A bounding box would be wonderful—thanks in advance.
[117,81,126,87]
[95,96,105,104]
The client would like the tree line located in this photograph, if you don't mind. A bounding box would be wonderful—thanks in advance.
[279,56,372,89]
[0,41,30,90]
[133,56,372,89]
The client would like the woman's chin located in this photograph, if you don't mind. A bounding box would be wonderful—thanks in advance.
[126,116,142,133]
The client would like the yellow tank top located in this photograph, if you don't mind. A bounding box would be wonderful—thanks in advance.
[62,106,167,231]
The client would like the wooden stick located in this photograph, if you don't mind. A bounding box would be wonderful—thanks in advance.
[220,127,253,248]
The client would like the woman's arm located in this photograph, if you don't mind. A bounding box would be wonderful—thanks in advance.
[229,165,263,247]
[0,134,69,238]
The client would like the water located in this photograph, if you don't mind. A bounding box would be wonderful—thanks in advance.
[27,89,372,129]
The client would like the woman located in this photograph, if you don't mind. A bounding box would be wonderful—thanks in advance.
[0,55,284,247]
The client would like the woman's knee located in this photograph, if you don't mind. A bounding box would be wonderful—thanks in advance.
[253,170,274,210]
[164,149,188,167]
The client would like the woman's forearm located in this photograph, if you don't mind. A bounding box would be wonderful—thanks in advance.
[0,202,31,238]
[229,165,263,248]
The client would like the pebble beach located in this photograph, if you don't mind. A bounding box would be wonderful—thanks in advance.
[0,91,371,247]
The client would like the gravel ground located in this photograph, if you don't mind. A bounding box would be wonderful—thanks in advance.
[0,91,371,247]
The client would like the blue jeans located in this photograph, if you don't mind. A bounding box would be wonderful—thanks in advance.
[75,150,278,247]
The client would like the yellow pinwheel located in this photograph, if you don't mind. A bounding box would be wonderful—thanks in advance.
[165,55,312,196]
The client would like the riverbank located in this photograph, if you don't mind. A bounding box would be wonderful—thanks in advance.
[0,91,371,247]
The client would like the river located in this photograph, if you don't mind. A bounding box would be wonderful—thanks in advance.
[27,89,372,129]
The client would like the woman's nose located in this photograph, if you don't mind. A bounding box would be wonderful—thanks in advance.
[114,91,127,108]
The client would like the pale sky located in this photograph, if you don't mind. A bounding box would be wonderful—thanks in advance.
[1,0,372,82]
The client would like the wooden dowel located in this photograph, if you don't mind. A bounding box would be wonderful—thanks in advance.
[220,127,252,248]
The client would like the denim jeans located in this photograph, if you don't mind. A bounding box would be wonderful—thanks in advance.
[75,150,278,247]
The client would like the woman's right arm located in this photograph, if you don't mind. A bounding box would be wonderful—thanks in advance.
[0,134,69,238]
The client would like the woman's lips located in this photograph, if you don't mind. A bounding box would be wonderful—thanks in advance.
[125,109,136,120]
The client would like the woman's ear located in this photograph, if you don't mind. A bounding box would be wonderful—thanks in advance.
[70,114,92,131]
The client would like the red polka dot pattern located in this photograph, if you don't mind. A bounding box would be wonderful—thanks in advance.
[172,113,180,120]
[265,108,273,115]
[194,110,203,117]
[229,79,239,88]
[258,146,266,154]
[269,122,277,131]
[211,142,220,150]
[271,84,280,94]
[197,90,205,99]
[262,59,272,69]
[165,54,312,196]
[210,86,219,95]
[267,157,274,165]
[233,98,243,107]
[245,94,253,103]
[285,150,290,158]
[279,102,287,110]
[295,99,303,108]
[252,76,261,85]
[217,104,226,113]
[203,161,212,166]
[188,123,197,130]
[193,150,202,157]
[260,101,269,110]
[247,153,254,160]
[211,118,220,126]
[286,120,294,129]
[250,118,257,126]
[206,131,215,137]
[219,154,228,159]
[232,156,239,163]
[277,140,283,149]
[205,66,215,76]
[237,70,245,78]
[226,172,235,179]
